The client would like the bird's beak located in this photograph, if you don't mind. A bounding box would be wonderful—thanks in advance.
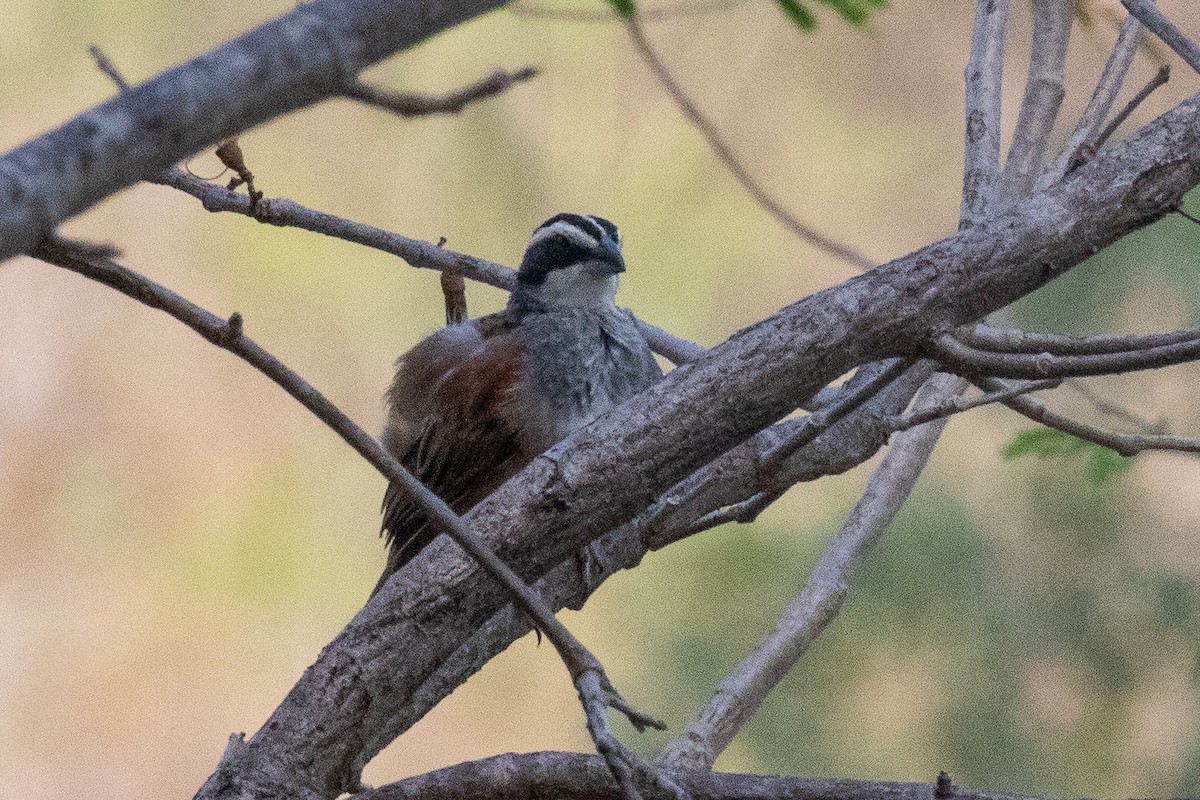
[598,235,626,274]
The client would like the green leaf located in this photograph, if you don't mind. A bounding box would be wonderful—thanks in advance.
[775,0,817,29]
[1085,445,1136,485]
[605,0,636,19]
[821,0,869,24]
[1002,426,1135,485]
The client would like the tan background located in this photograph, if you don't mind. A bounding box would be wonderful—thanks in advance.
[2,1,1200,797]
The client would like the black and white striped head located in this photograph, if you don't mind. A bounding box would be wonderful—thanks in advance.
[512,213,626,313]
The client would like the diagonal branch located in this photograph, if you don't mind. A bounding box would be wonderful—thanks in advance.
[0,0,512,262]
[30,235,663,800]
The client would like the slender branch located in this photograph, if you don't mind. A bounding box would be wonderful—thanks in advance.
[998,0,1071,204]
[957,323,1200,356]
[622,17,875,271]
[932,332,1200,379]
[960,0,1009,227]
[343,67,538,117]
[891,378,1059,432]
[1064,378,1158,430]
[1049,14,1143,181]
[977,378,1200,457]
[659,371,967,772]
[153,167,703,364]
[30,236,664,800]
[1121,0,1200,76]
[1093,63,1172,153]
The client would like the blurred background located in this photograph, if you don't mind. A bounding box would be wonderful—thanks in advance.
[3,0,1200,797]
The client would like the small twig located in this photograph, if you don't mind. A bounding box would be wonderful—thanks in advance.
[1063,378,1158,431]
[440,263,468,324]
[890,378,1059,432]
[88,44,130,91]
[977,377,1200,457]
[1121,0,1200,77]
[932,332,1200,379]
[759,358,915,467]
[1093,63,1170,152]
[344,67,539,118]
[957,323,1200,356]
[622,17,875,271]
[1049,14,1142,181]
[31,235,666,795]
[214,138,263,208]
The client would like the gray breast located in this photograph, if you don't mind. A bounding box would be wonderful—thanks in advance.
[515,307,662,454]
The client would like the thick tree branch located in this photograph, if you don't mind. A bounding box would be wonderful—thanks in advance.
[353,751,1071,800]
[0,0,511,262]
[187,89,1200,800]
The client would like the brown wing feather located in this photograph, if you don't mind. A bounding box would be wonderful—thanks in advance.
[374,321,526,596]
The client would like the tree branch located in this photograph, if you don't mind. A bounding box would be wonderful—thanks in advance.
[343,67,538,117]
[1121,0,1200,76]
[931,331,1200,379]
[353,750,1066,800]
[0,0,511,262]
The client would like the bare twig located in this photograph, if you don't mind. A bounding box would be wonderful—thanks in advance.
[1093,63,1171,152]
[957,323,1200,356]
[891,378,1059,432]
[343,67,539,117]
[978,378,1200,457]
[1121,0,1200,77]
[960,0,1010,227]
[1049,14,1143,181]
[87,44,130,91]
[622,17,875,271]
[1064,378,1158,431]
[155,167,702,365]
[998,0,1071,204]
[677,358,917,534]
[932,332,1200,379]
[658,371,967,772]
[30,236,665,800]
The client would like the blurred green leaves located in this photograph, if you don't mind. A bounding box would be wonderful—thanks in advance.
[1002,427,1135,485]
[776,0,888,29]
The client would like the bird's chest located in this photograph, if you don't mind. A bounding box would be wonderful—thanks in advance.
[512,312,650,452]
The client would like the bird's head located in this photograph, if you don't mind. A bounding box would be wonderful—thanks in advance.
[511,213,626,313]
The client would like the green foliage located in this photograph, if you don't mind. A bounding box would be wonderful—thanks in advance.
[603,0,636,19]
[1002,427,1135,485]
[776,0,888,29]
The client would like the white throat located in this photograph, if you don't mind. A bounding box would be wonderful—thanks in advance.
[535,262,620,309]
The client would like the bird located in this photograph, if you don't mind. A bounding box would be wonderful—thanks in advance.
[373,213,663,597]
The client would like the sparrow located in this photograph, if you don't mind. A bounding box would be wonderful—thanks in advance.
[374,213,663,596]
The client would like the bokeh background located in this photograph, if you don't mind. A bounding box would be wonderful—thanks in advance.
[3,0,1200,797]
